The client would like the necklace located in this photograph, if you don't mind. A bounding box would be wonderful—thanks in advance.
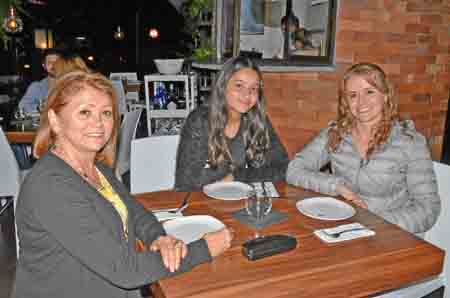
[52,146,101,189]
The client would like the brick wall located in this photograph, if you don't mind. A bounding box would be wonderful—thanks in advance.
[263,0,450,160]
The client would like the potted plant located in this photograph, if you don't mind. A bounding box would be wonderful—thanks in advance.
[181,0,215,62]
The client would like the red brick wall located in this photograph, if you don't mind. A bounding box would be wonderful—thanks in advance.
[263,0,450,160]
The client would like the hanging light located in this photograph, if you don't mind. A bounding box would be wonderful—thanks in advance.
[2,5,23,34]
[113,25,125,41]
[149,28,159,39]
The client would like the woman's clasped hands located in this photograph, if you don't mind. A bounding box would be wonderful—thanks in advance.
[150,228,234,272]
[150,235,188,273]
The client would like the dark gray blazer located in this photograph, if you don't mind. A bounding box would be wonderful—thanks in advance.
[14,152,211,298]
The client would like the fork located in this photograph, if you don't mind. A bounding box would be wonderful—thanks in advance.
[168,192,191,213]
[323,227,368,238]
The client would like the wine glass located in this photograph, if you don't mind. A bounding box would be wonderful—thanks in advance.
[14,107,25,121]
[245,189,272,222]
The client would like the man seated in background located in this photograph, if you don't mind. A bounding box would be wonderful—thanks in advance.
[13,48,61,169]
[18,48,61,113]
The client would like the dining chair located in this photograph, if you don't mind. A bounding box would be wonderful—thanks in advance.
[130,135,180,194]
[0,126,24,257]
[110,79,128,116]
[115,108,143,181]
[374,162,448,298]
[109,72,138,81]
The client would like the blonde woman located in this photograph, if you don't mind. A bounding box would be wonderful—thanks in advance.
[287,63,440,234]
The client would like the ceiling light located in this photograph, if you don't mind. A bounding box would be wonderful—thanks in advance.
[113,26,125,41]
[2,6,23,34]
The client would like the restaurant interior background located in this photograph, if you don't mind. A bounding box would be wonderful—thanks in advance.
[0,0,449,160]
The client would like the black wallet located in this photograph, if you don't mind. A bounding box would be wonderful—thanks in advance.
[242,234,297,261]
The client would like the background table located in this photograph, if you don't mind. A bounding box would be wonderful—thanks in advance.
[135,183,444,298]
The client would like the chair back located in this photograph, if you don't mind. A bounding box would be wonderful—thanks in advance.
[130,135,179,194]
[115,108,143,178]
[110,79,127,116]
[0,127,21,198]
[109,72,138,81]
[0,126,21,257]
[424,161,450,297]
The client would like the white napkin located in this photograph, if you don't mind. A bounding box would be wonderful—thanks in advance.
[314,223,375,243]
[251,182,280,198]
[153,209,184,222]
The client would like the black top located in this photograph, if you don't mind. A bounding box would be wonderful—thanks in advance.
[175,106,289,191]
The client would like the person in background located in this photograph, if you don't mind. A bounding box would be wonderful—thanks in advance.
[14,71,233,298]
[276,15,319,58]
[276,14,300,59]
[18,48,61,113]
[175,56,289,191]
[286,63,440,235]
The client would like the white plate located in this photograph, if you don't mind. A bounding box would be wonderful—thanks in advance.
[203,181,252,201]
[296,197,356,221]
[163,215,225,244]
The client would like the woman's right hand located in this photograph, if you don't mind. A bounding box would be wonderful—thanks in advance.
[203,228,233,257]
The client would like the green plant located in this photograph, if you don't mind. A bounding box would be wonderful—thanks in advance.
[181,0,214,61]
[185,0,212,19]
[193,46,214,61]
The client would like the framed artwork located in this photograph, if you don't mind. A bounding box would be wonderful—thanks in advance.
[215,0,339,69]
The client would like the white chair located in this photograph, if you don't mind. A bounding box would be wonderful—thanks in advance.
[109,72,138,81]
[110,79,128,116]
[115,108,143,180]
[423,161,450,298]
[376,161,448,298]
[130,135,179,194]
[0,126,23,257]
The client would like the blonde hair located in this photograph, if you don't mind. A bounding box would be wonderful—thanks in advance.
[328,63,398,157]
[33,71,120,167]
[53,54,90,78]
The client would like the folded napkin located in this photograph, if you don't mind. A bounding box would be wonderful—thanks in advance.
[251,182,280,198]
[314,223,375,243]
[153,209,184,222]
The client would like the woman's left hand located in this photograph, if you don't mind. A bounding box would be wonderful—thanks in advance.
[150,235,187,272]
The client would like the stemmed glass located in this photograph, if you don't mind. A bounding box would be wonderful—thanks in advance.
[14,107,26,121]
[245,188,272,222]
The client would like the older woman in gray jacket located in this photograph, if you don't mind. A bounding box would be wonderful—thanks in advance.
[287,63,440,235]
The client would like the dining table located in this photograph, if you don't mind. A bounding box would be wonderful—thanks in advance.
[4,118,38,144]
[135,183,444,298]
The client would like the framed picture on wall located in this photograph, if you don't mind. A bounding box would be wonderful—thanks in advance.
[216,0,338,68]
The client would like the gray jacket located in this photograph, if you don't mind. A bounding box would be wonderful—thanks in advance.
[286,120,440,234]
[15,152,211,298]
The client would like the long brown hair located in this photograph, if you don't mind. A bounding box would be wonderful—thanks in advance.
[328,63,398,157]
[33,71,120,167]
[208,56,270,169]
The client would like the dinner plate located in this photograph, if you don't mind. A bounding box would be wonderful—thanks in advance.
[163,215,225,244]
[203,181,252,201]
[296,197,356,221]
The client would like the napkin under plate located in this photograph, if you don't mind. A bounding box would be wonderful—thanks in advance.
[314,223,375,243]
[153,209,184,222]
